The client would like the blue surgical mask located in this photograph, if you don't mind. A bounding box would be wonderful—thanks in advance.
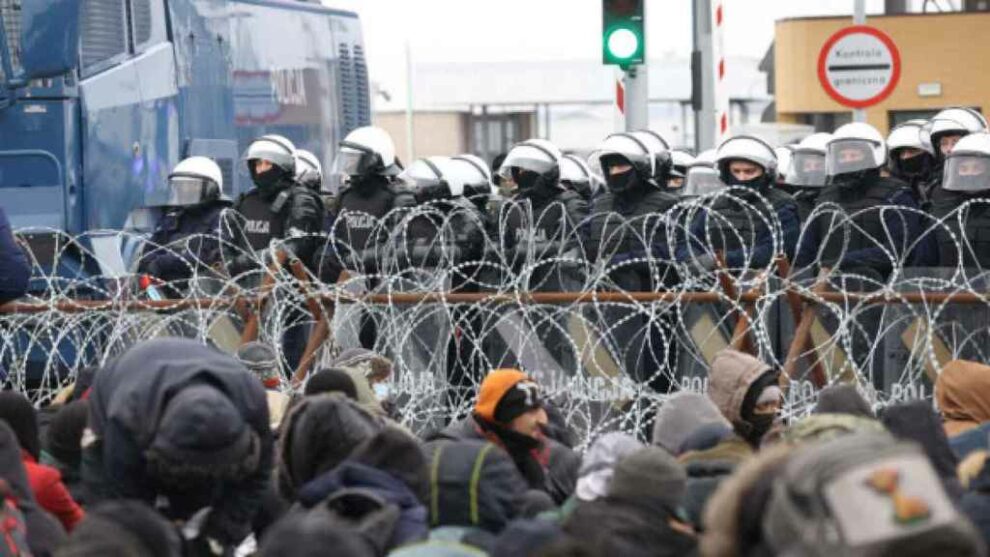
[373,383,391,400]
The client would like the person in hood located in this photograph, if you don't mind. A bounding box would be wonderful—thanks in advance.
[276,392,383,501]
[707,349,783,449]
[564,446,697,557]
[0,391,84,532]
[812,383,875,418]
[0,421,66,555]
[652,391,731,455]
[431,369,578,504]
[937,359,990,438]
[881,400,964,500]
[0,205,29,304]
[259,510,375,557]
[325,348,394,418]
[82,338,273,550]
[57,500,182,557]
[574,432,643,504]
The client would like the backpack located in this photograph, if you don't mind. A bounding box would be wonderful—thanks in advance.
[0,479,30,557]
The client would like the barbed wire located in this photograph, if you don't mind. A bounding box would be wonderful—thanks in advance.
[3,192,989,442]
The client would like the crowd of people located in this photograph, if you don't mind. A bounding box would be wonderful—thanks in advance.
[3,339,990,556]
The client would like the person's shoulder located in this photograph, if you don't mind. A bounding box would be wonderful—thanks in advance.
[22,457,63,488]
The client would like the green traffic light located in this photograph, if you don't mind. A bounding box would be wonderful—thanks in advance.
[606,27,640,60]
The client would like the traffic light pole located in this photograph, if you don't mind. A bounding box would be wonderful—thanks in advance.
[623,64,649,132]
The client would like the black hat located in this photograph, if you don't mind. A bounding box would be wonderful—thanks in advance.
[150,384,254,468]
[47,399,89,466]
[493,380,543,425]
[305,368,358,400]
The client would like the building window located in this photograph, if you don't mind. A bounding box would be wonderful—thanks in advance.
[130,0,152,47]
[81,0,128,71]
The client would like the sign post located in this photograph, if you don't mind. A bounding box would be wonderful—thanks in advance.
[817,25,901,113]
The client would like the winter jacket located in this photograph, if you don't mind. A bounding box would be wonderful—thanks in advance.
[0,421,66,555]
[22,451,84,532]
[812,383,875,418]
[0,206,29,303]
[296,461,427,550]
[952,422,990,460]
[937,359,990,437]
[564,496,698,557]
[881,401,965,500]
[431,414,578,504]
[961,452,990,548]
[678,435,753,529]
[652,392,731,455]
[84,338,273,545]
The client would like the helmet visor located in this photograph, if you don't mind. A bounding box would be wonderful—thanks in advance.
[790,151,828,187]
[684,167,723,196]
[827,140,877,176]
[333,142,381,177]
[944,154,990,192]
[497,151,556,180]
[167,177,210,206]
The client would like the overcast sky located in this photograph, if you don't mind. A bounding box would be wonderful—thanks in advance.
[325,0,930,104]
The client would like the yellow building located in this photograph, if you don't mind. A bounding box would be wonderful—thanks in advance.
[774,11,990,134]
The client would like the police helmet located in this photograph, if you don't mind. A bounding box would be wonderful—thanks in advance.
[334,126,400,179]
[295,149,323,191]
[243,134,296,174]
[167,156,223,207]
[715,135,778,186]
[790,133,831,188]
[826,123,887,178]
[943,132,990,193]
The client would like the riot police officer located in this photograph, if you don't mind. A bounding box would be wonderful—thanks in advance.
[495,138,589,285]
[138,156,230,295]
[669,150,695,192]
[924,107,989,189]
[585,132,681,388]
[682,136,799,273]
[887,120,936,206]
[225,134,324,277]
[317,126,413,282]
[796,123,919,280]
[295,149,323,192]
[682,148,723,198]
[560,153,600,202]
[785,132,831,222]
[930,132,990,268]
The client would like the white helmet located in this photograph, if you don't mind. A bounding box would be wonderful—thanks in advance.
[243,134,296,174]
[942,132,990,193]
[826,123,887,178]
[924,107,989,157]
[399,156,457,194]
[790,133,831,188]
[560,153,600,199]
[887,120,932,155]
[167,156,223,206]
[295,149,323,191]
[684,148,723,196]
[335,126,399,178]
[497,138,562,191]
[594,132,658,187]
[631,129,674,182]
[450,154,494,200]
[715,135,778,186]
[670,150,695,178]
[775,146,794,181]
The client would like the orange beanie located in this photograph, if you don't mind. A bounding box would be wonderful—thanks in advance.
[474,369,530,423]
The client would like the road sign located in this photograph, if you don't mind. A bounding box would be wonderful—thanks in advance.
[817,25,901,109]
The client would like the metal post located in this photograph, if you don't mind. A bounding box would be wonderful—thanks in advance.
[624,64,649,131]
[404,40,416,162]
[853,0,867,123]
[692,0,716,151]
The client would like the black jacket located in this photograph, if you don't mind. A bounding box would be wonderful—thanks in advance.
[0,206,29,303]
[84,338,273,543]
[137,201,227,285]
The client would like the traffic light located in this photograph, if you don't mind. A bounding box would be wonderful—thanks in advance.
[602,0,645,67]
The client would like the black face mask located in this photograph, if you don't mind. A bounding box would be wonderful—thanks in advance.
[250,165,284,194]
[745,413,776,445]
[830,167,880,189]
[349,174,387,196]
[570,180,593,200]
[605,168,640,194]
[514,169,540,193]
[895,154,932,179]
